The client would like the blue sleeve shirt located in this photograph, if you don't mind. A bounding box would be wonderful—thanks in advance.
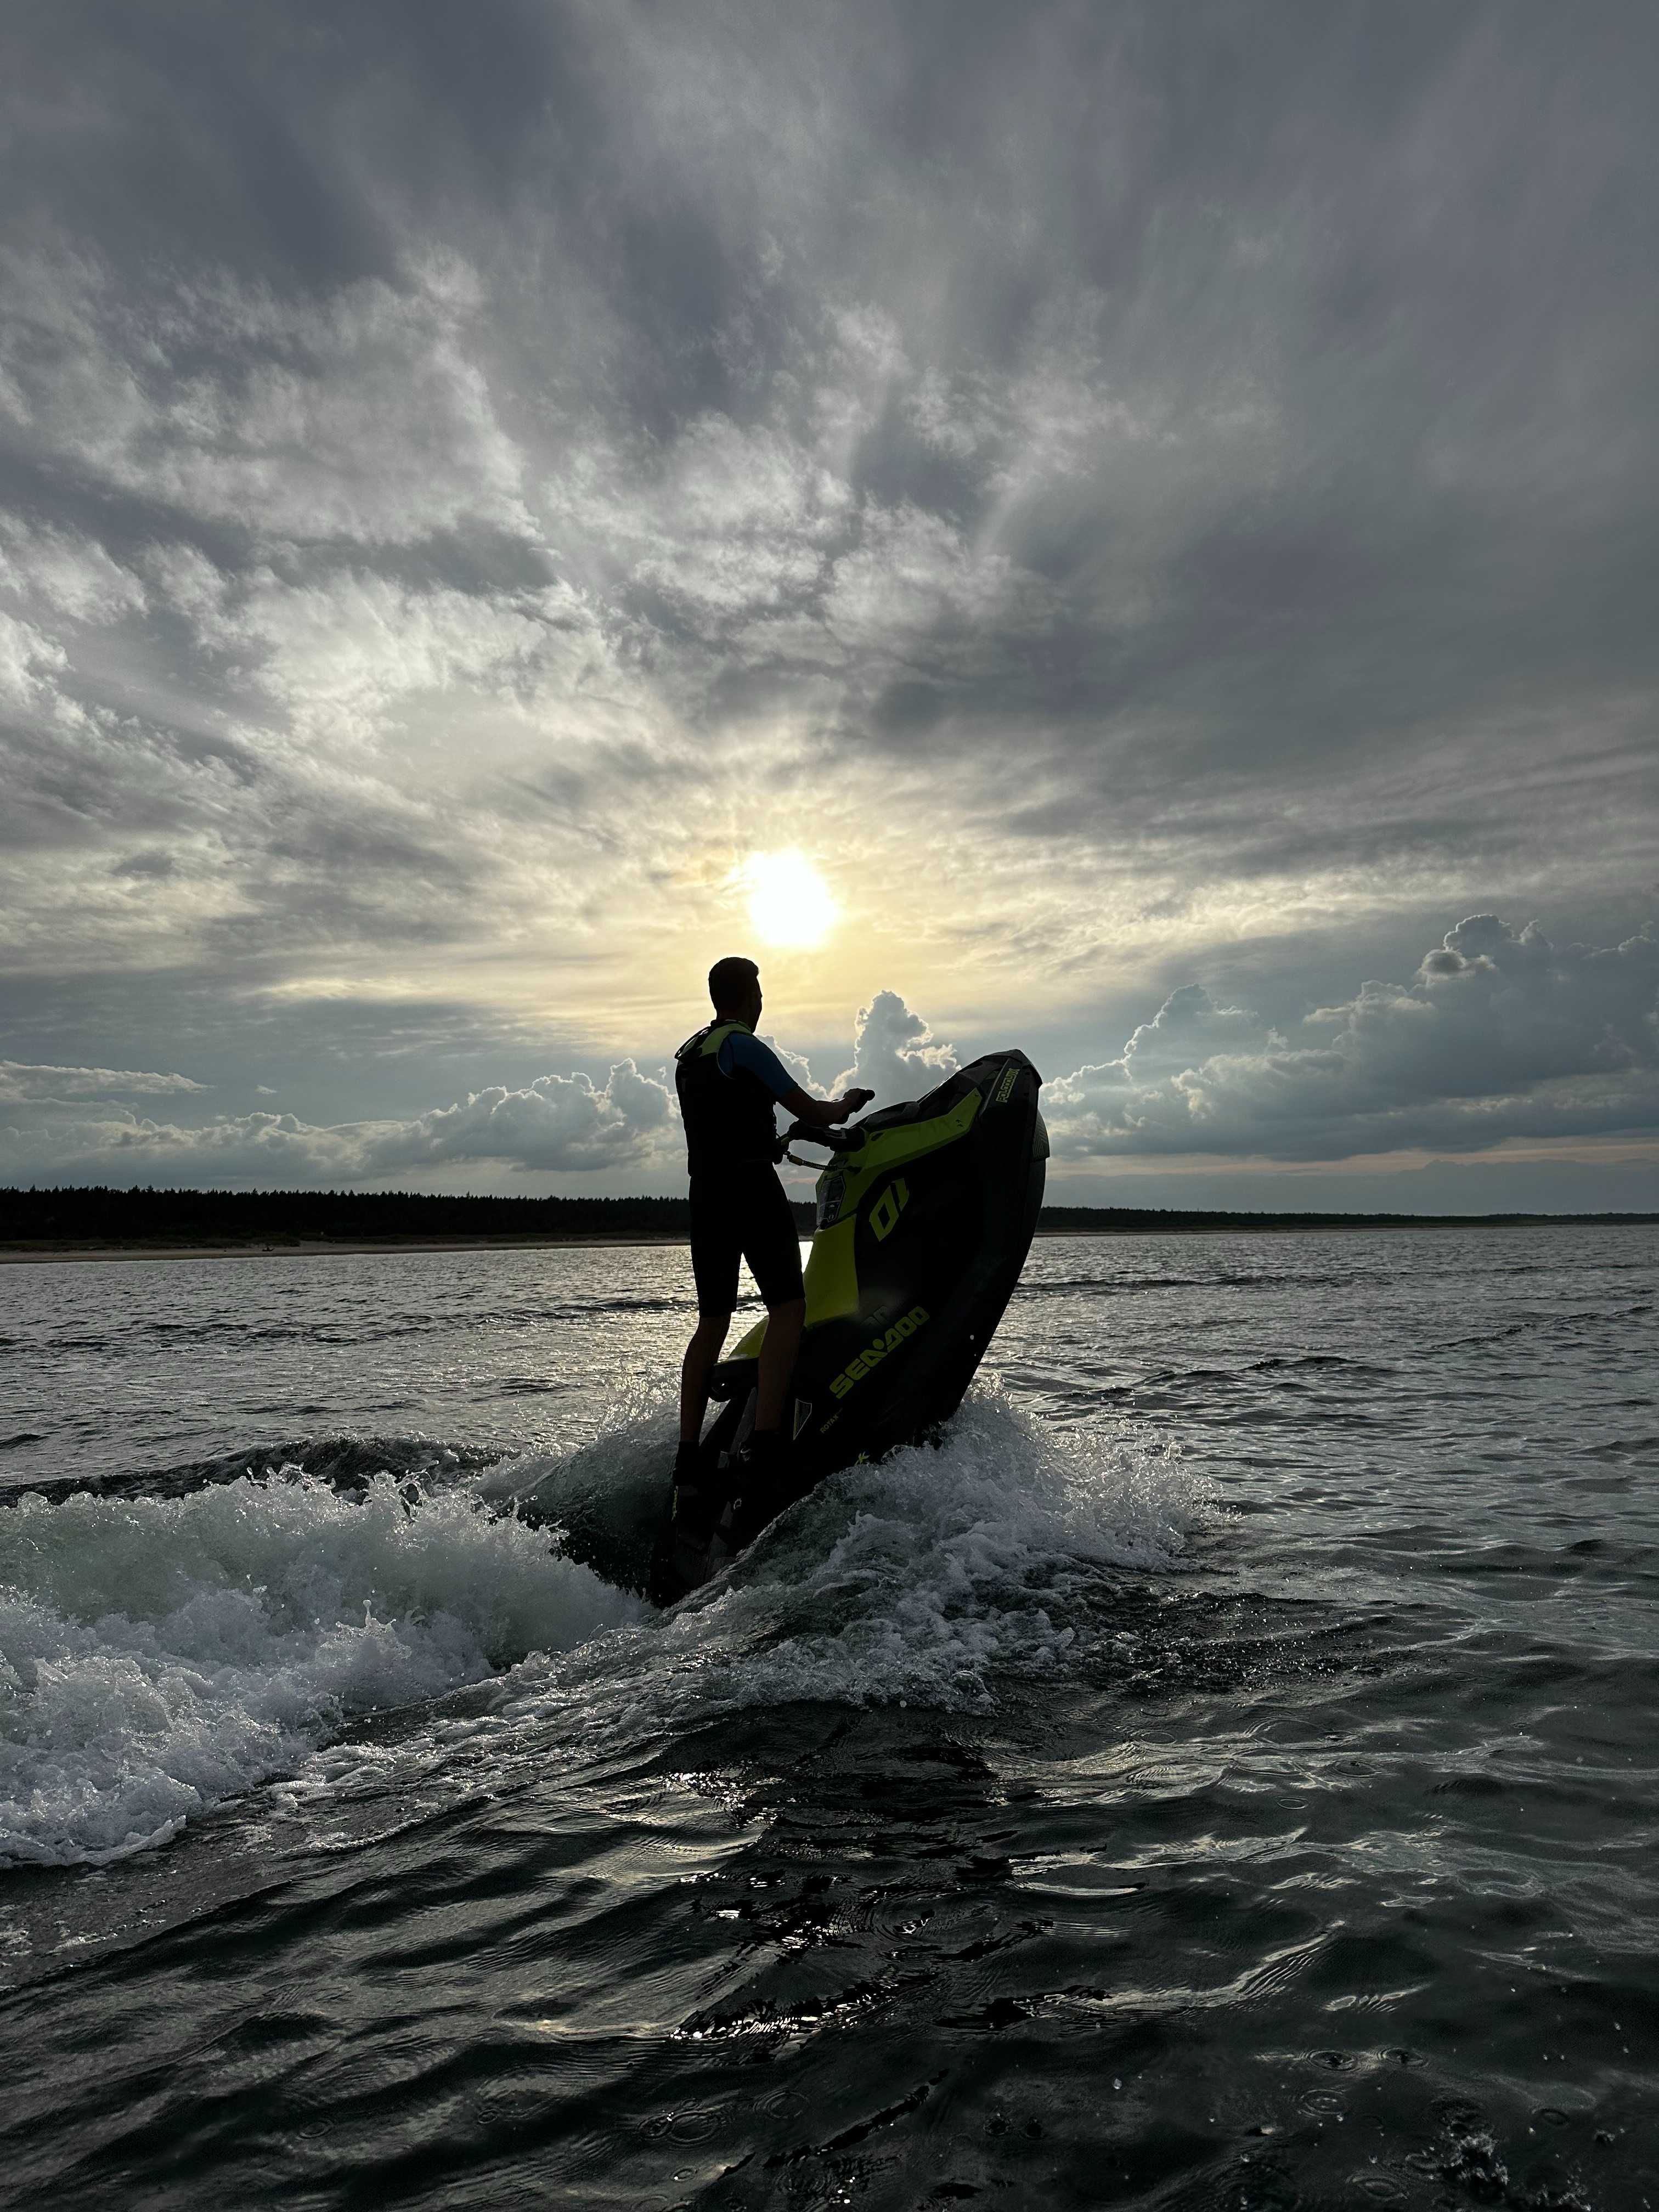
[718,1027,799,1102]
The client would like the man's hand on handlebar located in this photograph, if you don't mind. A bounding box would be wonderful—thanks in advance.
[780,1082,874,1130]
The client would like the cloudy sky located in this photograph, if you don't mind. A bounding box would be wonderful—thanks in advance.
[3,0,1656,1210]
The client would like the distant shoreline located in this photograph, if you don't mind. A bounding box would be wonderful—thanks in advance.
[7,1184,1656,1262]
[2,1211,1654,1264]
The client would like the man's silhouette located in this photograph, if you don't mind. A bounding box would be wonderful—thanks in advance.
[674,955,871,1525]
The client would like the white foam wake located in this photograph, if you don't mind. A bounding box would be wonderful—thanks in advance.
[659,1383,1212,1714]
[0,1472,639,1868]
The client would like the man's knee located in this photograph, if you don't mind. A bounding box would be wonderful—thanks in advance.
[764,1295,805,1321]
[692,1308,732,1340]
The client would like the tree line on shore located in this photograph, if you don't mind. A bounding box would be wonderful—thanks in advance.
[3,1186,1655,1246]
[0,1185,786,1242]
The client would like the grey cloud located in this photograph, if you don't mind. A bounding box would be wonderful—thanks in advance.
[2,1060,675,1187]
[1046,918,1659,1161]
[111,849,178,881]
[0,969,604,1132]
[0,249,528,549]
[0,520,148,627]
[0,1060,207,1103]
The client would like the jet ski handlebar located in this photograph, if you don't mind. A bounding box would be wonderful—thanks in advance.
[776,1119,865,1159]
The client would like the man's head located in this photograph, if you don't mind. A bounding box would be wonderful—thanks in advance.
[708,955,762,1028]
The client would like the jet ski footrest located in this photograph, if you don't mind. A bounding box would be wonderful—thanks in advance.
[707,1357,758,1404]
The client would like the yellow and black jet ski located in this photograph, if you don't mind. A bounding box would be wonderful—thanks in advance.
[648,1051,1047,1604]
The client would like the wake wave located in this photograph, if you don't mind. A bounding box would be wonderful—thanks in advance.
[0,1389,1210,1870]
[0,1472,637,1868]
[5,1433,505,1510]
[495,1385,1212,1729]
[673,1386,1211,1713]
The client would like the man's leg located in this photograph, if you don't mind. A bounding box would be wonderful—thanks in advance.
[754,1296,805,1435]
[680,1310,731,1444]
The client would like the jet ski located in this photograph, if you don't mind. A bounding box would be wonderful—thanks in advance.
[648,1050,1047,1604]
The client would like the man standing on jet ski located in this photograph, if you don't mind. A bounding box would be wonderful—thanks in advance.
[675,956,872,1525]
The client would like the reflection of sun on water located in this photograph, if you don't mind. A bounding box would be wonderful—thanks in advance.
[744,850,838,947]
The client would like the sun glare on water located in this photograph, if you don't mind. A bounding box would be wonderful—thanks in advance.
[744,850,838,948]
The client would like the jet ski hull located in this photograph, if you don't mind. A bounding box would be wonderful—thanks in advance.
[649,1051,1045,1604]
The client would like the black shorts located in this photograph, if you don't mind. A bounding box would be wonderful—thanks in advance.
[689,1164,805,1314]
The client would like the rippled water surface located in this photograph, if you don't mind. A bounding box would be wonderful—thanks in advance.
[1,1227,1655,2209]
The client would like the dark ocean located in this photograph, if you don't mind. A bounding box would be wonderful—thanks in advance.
[1,1227,1654,2209]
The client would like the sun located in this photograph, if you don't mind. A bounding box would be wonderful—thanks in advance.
[743,849,838,948]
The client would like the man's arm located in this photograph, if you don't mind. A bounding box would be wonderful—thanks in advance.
[719,1030,873,1126]
[781,1084,874,1128]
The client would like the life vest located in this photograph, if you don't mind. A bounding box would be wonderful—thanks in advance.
[674,1022,780,1176]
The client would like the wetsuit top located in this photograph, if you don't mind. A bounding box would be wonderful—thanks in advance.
[675,1021,798,1176]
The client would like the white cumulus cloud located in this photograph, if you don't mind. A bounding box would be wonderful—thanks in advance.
[1046,917,1659,1160]
[834,990,959,1107]
[1,1063,675,1188]
[362,1062,673,1175]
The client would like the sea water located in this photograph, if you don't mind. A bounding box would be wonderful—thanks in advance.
[0,1228,1654,2207]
